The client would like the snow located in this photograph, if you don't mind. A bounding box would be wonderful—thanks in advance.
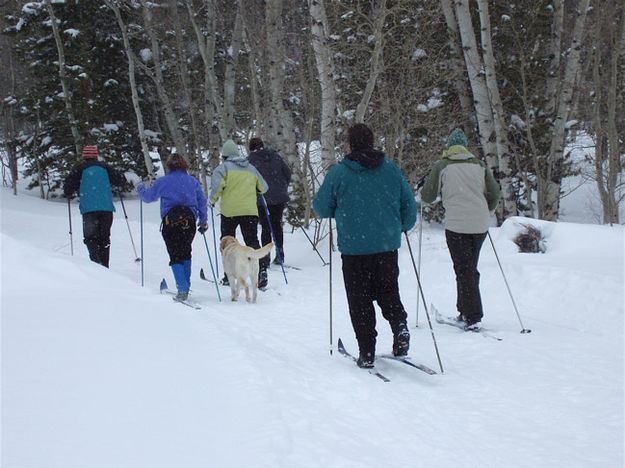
[1,181,623,467]
[140,48,152,62]
[412,48,427,60]
[63,28,80,38]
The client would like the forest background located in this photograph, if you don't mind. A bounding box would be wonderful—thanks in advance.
[1,0,623,228]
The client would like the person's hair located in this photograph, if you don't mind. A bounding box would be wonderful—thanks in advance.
[166,154,189,172]
[249,137,264,152]
[348,124,374,151]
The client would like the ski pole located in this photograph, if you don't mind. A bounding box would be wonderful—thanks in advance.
[415,201,424,327]
[67,198,74,256]
[210,205,219,277]
[299,225,329,266]
[201,233,222,302]
[404,232,444,374]
[329,218,333,355]
[487,231,531,333]
[119,194,141,262]
[140,199,144,287]
[260,195,287,285]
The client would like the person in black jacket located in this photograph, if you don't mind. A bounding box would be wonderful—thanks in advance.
[248,137,291,271]
[63,145,126,267]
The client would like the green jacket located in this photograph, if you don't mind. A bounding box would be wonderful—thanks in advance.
[313,149,417,255]
[421,145,501,234]
[210,156,268,217]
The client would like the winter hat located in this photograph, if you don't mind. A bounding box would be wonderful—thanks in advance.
[221,139,239,159]
[446,128,468,148]
[82,145,99,159]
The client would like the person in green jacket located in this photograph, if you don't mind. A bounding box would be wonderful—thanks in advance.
[210,139,269,288]
[421,128,501,331]
[313,123,417,369]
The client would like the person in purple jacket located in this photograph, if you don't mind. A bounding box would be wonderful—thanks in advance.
[137,154,208,302]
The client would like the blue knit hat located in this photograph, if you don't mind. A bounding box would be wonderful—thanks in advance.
[446,128,468,148]
[221,139,239,159]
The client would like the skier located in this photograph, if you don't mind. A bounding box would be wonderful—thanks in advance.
[248,137,291,268]
[136,154,208,302]
[421,128,501,331]
[63,144,126,268]
[313,123,417,368]
[210,139,269,288]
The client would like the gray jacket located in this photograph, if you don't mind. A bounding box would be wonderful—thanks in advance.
[421,145,501,234]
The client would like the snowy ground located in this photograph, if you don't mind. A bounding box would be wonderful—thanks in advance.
[1,183,623,468]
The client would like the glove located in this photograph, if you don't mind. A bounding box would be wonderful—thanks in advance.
[198,223,209,234]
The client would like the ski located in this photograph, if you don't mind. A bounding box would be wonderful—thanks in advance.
[379,355,437,375]
[432,304,502,341]
[159,279,202,309]
[270,263,301,271]
[337,338,390,382]
[199,268,218,284]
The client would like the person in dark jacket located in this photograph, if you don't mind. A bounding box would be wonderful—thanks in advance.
[421,128,501,331]
[137,154,208,302]
[248,137,291,268]
[63,145,126,268]
[313,124,417,369]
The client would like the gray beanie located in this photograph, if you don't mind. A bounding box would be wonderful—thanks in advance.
[221,139,239,159]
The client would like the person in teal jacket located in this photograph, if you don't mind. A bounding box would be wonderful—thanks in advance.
[313,123,417,368]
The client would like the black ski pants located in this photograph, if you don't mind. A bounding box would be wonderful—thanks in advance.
[220,215,263,280]
[82,211,113,268]
[341,250,408,356]
[445,230,487,323]
[161,206,196,265]
[258,203,285,267]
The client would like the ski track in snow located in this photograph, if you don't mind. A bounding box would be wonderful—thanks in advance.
[2,189,623,468]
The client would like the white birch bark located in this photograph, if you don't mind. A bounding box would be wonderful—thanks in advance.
[440,0,473,129]
[544,0,564,116]
[477,0,516,218]
[354,0,387,124]
[45,0,81,157]
[265,0,298,168]
[185,0,224,169]
[542,0,591,220]
[104,0,154,178]
[138,0,187,160]
[309,0,337,170]
[224,4,243,137]
[454,0,497,171]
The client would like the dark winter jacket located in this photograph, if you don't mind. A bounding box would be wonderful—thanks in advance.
[421,145,501,234]
[63,160,126,215]
[137,169,208,224]
[313,149,417,255]
[248,148,291,206]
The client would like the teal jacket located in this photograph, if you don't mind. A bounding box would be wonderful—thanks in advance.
[313,149,417,255]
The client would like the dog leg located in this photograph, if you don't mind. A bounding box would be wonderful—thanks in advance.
[230,278,237,301]
[240,276,250,303]
[252,276,258,303]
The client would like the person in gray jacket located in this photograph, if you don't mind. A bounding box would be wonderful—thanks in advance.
[421,128,501,331]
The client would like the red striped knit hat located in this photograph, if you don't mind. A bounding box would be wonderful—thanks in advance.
[82,145,98,159]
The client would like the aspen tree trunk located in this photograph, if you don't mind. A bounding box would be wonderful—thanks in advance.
[186,0,224,169]
[3,34,18,194]
[542,0,591,220]
[170,0,202,179]
[604,8,624,224]
[309,0,337,170]
[440,0,473,132]
[544,0,564,117]
[105,0,154,178]
[224,4,243,137]
[265,0,298,168]
[139,1,187,160]
[45,0,82,157]
[354,0,387,124]
[454,0,497,171]
[242,26,262,132]
[477,0,517,219]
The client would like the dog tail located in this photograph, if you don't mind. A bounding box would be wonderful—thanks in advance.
[248,242,273,260]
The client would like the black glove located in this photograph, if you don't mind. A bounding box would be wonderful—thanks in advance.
[198,223,209,234]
